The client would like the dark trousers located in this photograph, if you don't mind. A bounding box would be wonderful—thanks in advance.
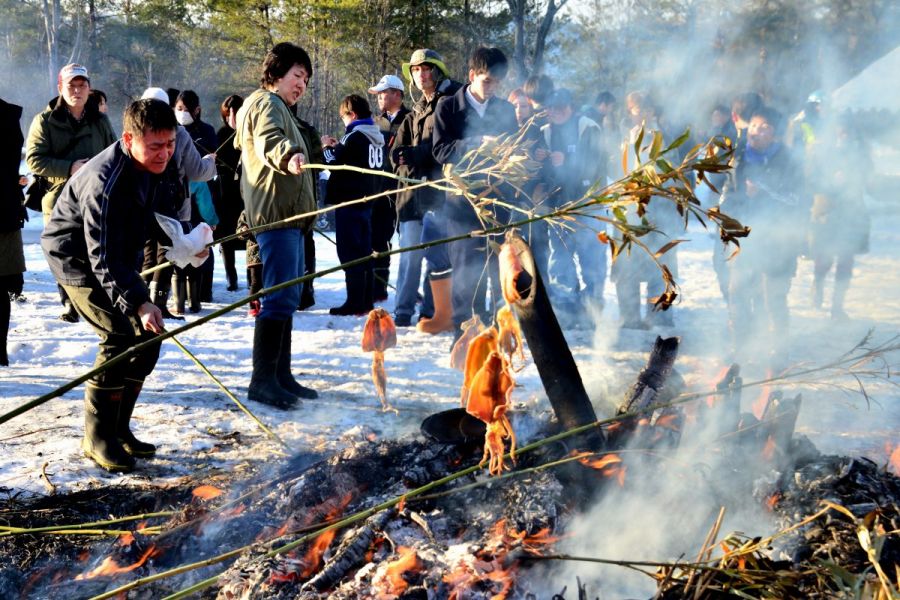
[142,240,174,289]
[370,197,395,294]
[336,206,373,282]
[446,216,501,329]
[62,281,161,387]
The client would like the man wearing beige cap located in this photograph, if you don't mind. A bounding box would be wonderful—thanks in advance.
[368,74,410,303]
[26,63,117,322]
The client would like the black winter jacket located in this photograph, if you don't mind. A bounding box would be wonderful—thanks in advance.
[41,141,175,315]
[324,121,386,208]
[0,99,24,233]
[390,80,462,221]
[432,85,518,222]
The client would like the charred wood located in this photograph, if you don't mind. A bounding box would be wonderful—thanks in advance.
[504,233,602,450]
[300,509,395,593]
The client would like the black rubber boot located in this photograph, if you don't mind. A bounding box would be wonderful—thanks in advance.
[373,268,390,302]
[188,279,201,313]
[329,270,373,316]
[150,282,184,321]
[277,321,318,399]
[83,385,136,472]
[174,280,187,316]
[248,318,299,409]
[59,300,80,323]
[117,379,156,457]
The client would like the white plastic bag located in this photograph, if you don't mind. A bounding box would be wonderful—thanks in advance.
[155,213,213,269]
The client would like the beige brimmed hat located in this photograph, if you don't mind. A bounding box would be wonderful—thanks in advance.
[401,49,450,82]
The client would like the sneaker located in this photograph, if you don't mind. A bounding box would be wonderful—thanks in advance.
[248,299,261,318]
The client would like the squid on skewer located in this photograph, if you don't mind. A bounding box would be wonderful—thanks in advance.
[498,242,525,305]
[466,351,516,475]
[460,327,498,405]
[361,308,398,414]
[495,305,524,369]
[449,315,486,371]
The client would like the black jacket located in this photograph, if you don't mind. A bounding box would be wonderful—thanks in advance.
[432,85,518,222]
[41,141,175,314]
[0,99,24,233]
[324,121,385,208]
[390,80,462,221]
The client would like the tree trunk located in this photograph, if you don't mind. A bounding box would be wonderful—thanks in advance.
[42,0,61,97]
[506,0,528,84]
[531,0,567,75]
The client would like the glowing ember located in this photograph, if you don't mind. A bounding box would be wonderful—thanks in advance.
[192,484,224,500]
[118,532,134,547]
[74,545,159,580]
[655,413,680,431]
[577,452,623,471]
[765,492,781,511]
[762,435,777,461]
[382,546,421,595]
[752,384,771,420]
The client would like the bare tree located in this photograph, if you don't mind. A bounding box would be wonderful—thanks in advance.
[506,0,569,83]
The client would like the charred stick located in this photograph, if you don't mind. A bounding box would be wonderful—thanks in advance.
[300,509,395,593]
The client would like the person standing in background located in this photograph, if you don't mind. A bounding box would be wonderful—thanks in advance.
[215,94,245,292]
[25,63,117,323]
[0,97,26,367]
[234,42,320,409]
[369,74,410,303]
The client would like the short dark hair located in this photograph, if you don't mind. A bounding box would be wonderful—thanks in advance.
[176,90,200,114]
[340,94,371,120]
[123,98,177,137]
[732,92,763,121]
[469,47,508,78]
[749,105,784,135]
[220,94,244,125]
[524,74,554,104]
[595,91,615,106]
[90,89,107,103]
[261,42,313,87]
[165,88,180,108]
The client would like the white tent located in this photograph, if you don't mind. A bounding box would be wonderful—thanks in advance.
[831,46,900,112]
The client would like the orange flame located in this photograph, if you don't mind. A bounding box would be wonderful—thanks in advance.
[577,453,622,470]
[765,492,781,511]
[887,443,900,477]
[118,532,134,547]
[192,485,224,500]
[300,529,336,578]
[752,383,771,420]
[655,413,680,431]
[707,365,732,407]
[761,436,777,461]
[383,546,421,595]
[74,545,159,580]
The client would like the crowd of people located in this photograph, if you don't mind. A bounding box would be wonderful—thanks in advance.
[0,41,872,472]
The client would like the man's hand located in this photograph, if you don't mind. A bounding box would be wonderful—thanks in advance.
[70,159,88,175]
[137,301,164,334]
[321,134,338,147]
[203,153,216,162]
[533,148,549,161]
[288,152,306,175]
[550,151,565,167]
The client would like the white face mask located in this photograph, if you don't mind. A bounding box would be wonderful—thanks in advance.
[175,109,194,126]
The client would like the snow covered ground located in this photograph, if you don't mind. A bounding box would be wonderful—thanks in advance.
[1,203,898,498]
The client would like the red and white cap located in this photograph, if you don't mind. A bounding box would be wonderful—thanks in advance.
[58,63,90,87]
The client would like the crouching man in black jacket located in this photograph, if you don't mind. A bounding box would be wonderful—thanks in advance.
[41,99,208,472]
[323,94,386,316]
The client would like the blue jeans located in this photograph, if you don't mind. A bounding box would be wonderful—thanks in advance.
[446,217,500,328]
[257,228,305,320]
[395,219,433,318]
[421,210,451,278]
[548,225,608,301]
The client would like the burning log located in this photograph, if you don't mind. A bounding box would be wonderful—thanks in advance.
[299,509,394,593]
[609,336,682,448]
[499,232,602,448]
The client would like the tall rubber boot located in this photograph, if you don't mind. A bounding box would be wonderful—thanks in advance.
[248,318,299,409]
[0,292,9,366]
[188,278,201,313]
[416,277,455,334]
[83,384,135,472]
[173,279,187,316]
[276,320,318,399]
[117,378,156,457]
[298,281,315,311]
[832,277,850,321]
[330,270,372,316]
[150,282,184,321]
[373,268,390,303]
